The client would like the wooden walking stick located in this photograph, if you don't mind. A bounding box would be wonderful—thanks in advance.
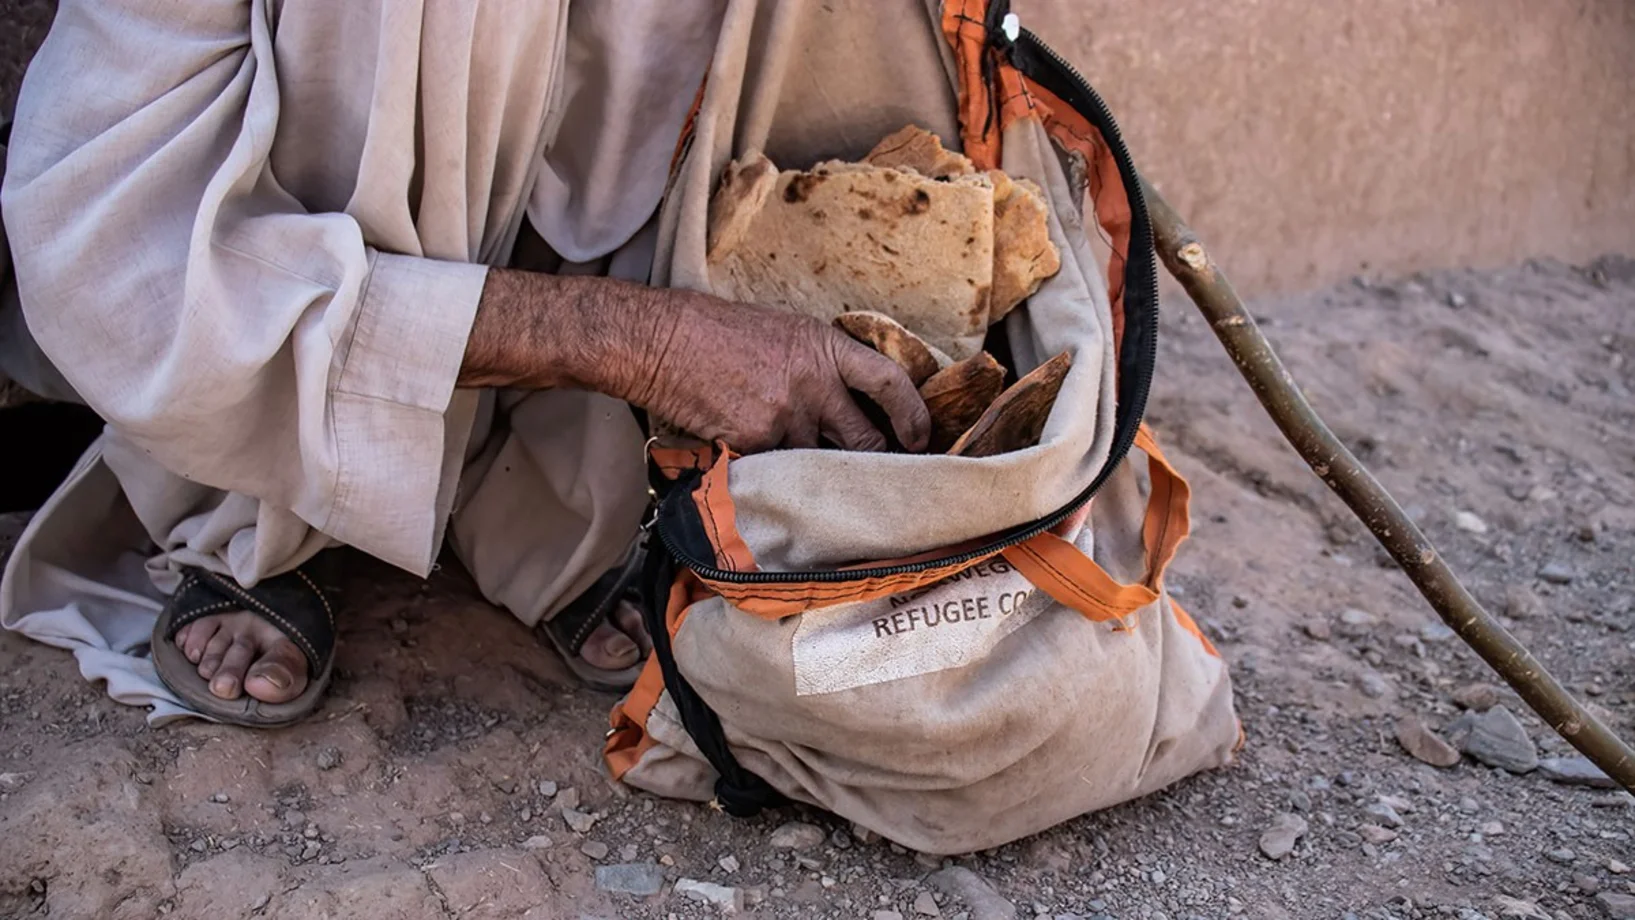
[1138,177,1635,793]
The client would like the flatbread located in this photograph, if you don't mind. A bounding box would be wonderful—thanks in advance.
[988,171,1061,323]
[833,311,950,387]
[707,152,995,360]
[919,352,1006,453]
[949,351,1072,457]
[864,125,975,178]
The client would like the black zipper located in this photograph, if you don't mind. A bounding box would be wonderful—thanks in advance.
[654,21,1161,586]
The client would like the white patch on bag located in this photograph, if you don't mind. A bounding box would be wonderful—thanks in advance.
[791,558,1049,696]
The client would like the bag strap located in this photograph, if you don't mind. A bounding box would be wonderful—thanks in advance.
[1002,425,1189,623]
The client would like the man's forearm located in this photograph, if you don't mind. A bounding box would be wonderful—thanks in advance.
[459,268,681,399]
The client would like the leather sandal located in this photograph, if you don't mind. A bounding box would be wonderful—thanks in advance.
[538,537,648,692]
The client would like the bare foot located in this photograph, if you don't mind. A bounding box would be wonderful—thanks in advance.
[173,612,309,703]
[577,601,652,672]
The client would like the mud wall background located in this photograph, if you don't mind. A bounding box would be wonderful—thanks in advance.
[4,0,1634,300]
[1024,0,1635,296]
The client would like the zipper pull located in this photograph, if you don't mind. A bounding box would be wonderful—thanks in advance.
[1001,13,1021,45]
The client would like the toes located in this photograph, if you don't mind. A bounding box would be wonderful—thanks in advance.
[208,636,259,699]
[612,602,652,656]
[580,622,639,671]
[197,627,236,679]
[244,639,309,704]
[180,618,221,664]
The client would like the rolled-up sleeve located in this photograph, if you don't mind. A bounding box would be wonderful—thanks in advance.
[0,0,486,575]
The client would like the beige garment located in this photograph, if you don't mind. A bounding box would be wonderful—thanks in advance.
[0,0,716,717]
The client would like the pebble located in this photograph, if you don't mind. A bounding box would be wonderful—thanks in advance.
[1149,869,1167,884]
[927,867,1017,920]
[562,808,598,834]
[1395,716,1460,767]
[1288,790,1312,812]
[1574,874,1601,894]
[1446,291,1468,308]
[315,746,342,771]
[1536,756,1617,789]
[1545,847,1576,864]
[874,912,905,920]
[1363,803,1404,829]
[1257,813,1308,860]
[1357,671,1391,699]
[621,844,639,862]
[768,821,826,850]
[1302,619,1333,641]
[1453,682,1501,711]
[1537,562,1575,585]
[1610,859,1630,874]
[1454,511,1489,534]
[1357,825,1398,845]
[522,835,552,849]
[537,779,558,797]
[1503,584,1543,619]
[595,863,666,897]
[1418,622,1455,643]
[210,792,229,803]
[189,838,207,853]
[719,855,740,873]
[915,891,943,916]
[1460,706,1539,773]
[1595,893,1635,920]
[1478,821,1505,836]
[1336,608,1377,637]
[555,787,581,811]
[581,841,609,860]
[675,878,744,913]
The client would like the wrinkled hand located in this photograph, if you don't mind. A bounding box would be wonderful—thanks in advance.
[626,293,930,454]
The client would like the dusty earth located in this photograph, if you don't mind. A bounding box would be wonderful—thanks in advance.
[1,252,1632,919]
[3,5,1635,919]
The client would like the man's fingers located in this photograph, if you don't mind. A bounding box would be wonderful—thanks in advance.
[820,395,890,452]
[834,339,931,452]
[782,414,821,450]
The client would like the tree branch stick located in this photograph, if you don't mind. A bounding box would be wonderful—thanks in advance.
[1139,177,1635,793]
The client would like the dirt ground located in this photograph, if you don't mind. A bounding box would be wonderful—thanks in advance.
[1,254,1632,920]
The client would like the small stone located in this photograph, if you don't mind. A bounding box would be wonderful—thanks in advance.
[1479,821,1505,836]
[562,808,598,834]
[1454,511,1489,534]
[1546,847,1576,864]
[675,878,744,913]
[555,787,581,811]
[479,812,492,825]
[1537,756,1617,789]
[850,822,878,844]
[1596,893,1635,920]
[768,821,826,850]
[1461,706,1538,773]
[1419,622,1455,643]
[1454,683,1501,711]
[596,863,666,897]
[581,841,610,860]
[1288,790,1312,812]
[210,792,229,804]
[1576,874,1602,894]
[520,807,532,822]
[1363,802,1404,829]
[915,891,943,916]
[250,893,270,911]
[1149,869,1166,884]
[1503,584,1543,619]
[926,867,1017,920]
[522,835,552,850]
[719,855,740,873]
[189,839,208,853]
[1358,825,1398,845]
[621,844,640,862]
[875,912,906,920]
[1302,619,1332,641]
[536,780,558,797]
[1258,813,1308,860]
[1357,671,1391,699]
[1458,796,1480,814]
[1608,859,1630,874]
[315,746,342,771]
[1336,608,1377,637]
[1446,291,1468,308]
[1537,562,1576,585]
[1396,716,1461,767]
[448,812,465,825]
[660,854,675,866]
[820,876,836,889]
[301,842,321,861]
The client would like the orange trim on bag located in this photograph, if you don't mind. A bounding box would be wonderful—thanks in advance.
[668,75,709,177]
[650,442,716,481]
[1169,597,1221,659]
[941,0,1134,351]
[605,571,711,779]
[692,443,758,573]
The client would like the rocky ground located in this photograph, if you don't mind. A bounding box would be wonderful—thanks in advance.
[1,255,1632,920]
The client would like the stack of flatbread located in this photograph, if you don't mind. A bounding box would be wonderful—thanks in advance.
[707,126,1068,456]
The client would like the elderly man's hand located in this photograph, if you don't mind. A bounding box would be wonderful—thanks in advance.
[461,269,930,454]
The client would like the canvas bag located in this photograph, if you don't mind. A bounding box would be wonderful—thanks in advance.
[605,0,1241,855]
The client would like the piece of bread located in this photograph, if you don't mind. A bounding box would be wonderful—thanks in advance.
[707,153,996,361]
[949,351,1072,457]
[920,352,1006,453]
[864,125,975,178]
[988,171,1061,323]
[833,311,951,387]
